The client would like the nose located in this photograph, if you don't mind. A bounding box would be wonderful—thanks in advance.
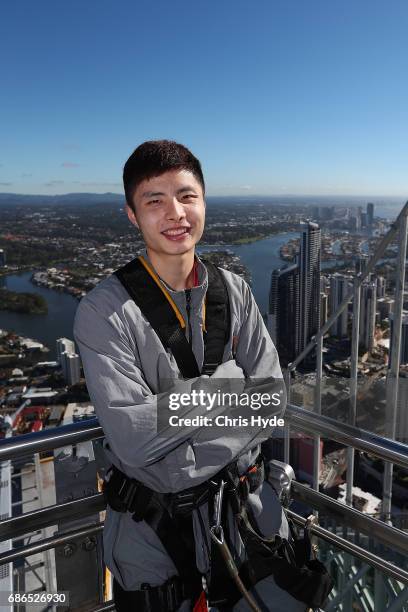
[166,197,186,221]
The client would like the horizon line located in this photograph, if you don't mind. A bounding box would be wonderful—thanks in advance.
[0,191,407,202]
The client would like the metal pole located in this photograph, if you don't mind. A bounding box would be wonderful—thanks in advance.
[313,335,323,492]
[326,564,370,611]
[383,208,408,521]
[0,419,103,462]
[287,510,408,584]
[347,279,361,506]
[291,481,408,555]
[284,368,291,464]
[286,404,408,469]
[0,493,105,542]
[34,452,57,594]
[0,523,103,565]
[386,585,408,612]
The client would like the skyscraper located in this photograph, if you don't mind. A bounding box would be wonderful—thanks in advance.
[367,202,374,229]
[355,207,362,231]
[377,297,394,322]
[320,292,328,328]
[389,311,408,368]
[268,264,300,365]
[359,281,377,352]
[56,338,75,365]
[376,276,386,298]
[61,352,81,385]
[0,249,5,267]
[298,222,321,355]
[329,273,352,338]
[355,254,369,275]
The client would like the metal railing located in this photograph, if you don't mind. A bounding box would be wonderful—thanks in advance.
[0,407,407,586]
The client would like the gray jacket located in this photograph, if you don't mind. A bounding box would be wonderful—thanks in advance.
[74,256,305,611]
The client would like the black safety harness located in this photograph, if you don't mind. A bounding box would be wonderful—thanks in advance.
[104,256,333,611]
[115,255,230,377]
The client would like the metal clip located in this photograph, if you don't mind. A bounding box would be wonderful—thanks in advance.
[213,480,225,532]
[305,514,319,560]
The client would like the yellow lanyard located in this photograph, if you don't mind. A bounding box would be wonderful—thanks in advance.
[138,255,207,331]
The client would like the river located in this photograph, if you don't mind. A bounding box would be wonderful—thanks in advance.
[0,273,79,359]
[0,231,344,355]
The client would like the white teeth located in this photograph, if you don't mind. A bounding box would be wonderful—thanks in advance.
[163,228,188,236]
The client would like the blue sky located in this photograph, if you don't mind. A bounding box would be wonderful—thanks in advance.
[1,0,407,197]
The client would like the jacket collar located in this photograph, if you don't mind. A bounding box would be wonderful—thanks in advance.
[141,250,209,303]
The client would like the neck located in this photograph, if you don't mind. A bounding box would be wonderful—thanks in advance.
[146,249,196,291]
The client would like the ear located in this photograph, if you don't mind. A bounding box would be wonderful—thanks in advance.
[126,202,139,229]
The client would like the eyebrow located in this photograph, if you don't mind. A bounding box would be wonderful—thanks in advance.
[141,186,198,198]
[141,191,165,198]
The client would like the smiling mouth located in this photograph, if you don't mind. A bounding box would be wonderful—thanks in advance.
[161,227,191,239]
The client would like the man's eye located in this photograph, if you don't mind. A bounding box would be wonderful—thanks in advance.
[148,199,161,205]
[183,194,197,201]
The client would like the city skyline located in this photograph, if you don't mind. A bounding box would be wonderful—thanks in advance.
[1,1,408,197]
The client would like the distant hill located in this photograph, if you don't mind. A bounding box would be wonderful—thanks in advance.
[0,192,124,206]
[0,192,404,209]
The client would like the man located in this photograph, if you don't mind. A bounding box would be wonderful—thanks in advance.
[74,141,306,611]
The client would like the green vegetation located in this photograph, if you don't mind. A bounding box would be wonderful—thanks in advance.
[232,234,271,244]
[0,239,73,269]
[0,288,48,314]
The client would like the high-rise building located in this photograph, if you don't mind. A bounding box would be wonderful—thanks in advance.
[377,297,394,321]
[320,275,329,294]
[355,207,362,231]
[376,276,386,299]
[355,254,369,275]
[329,274,352,338]
[0,249,5,267]
[367,202,374,229]
[268,264,300,365]
[320,292,328,327]
[298,222,321,354]
[389,311,408,368]
[61,352,81,386]
[359,281,377,352]
[56,338,75,365]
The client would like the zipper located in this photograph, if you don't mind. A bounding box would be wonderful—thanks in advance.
[185,289,192,343]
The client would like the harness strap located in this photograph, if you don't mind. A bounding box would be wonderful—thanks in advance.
[115,256,200,378]
[113,575,196,612]
[115,256,230,378]
[207,457,266,608]
[216,467,334,609]
[202,261,231,375]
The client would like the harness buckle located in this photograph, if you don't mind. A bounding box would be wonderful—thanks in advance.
[171,485,209,516]
[104,467,140,514]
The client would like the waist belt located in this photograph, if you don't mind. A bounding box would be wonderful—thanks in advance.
[104,458,264,520]
[104,458,264,608]
[113,575,193,612]
[105,458,333,610]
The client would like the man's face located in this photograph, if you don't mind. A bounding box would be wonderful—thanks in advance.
[126,169,205,258]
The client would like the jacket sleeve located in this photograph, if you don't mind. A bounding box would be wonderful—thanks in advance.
[74,279,286,491]
[190,277,286,464]
[234,279,284,385]
[73,296,245,473]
